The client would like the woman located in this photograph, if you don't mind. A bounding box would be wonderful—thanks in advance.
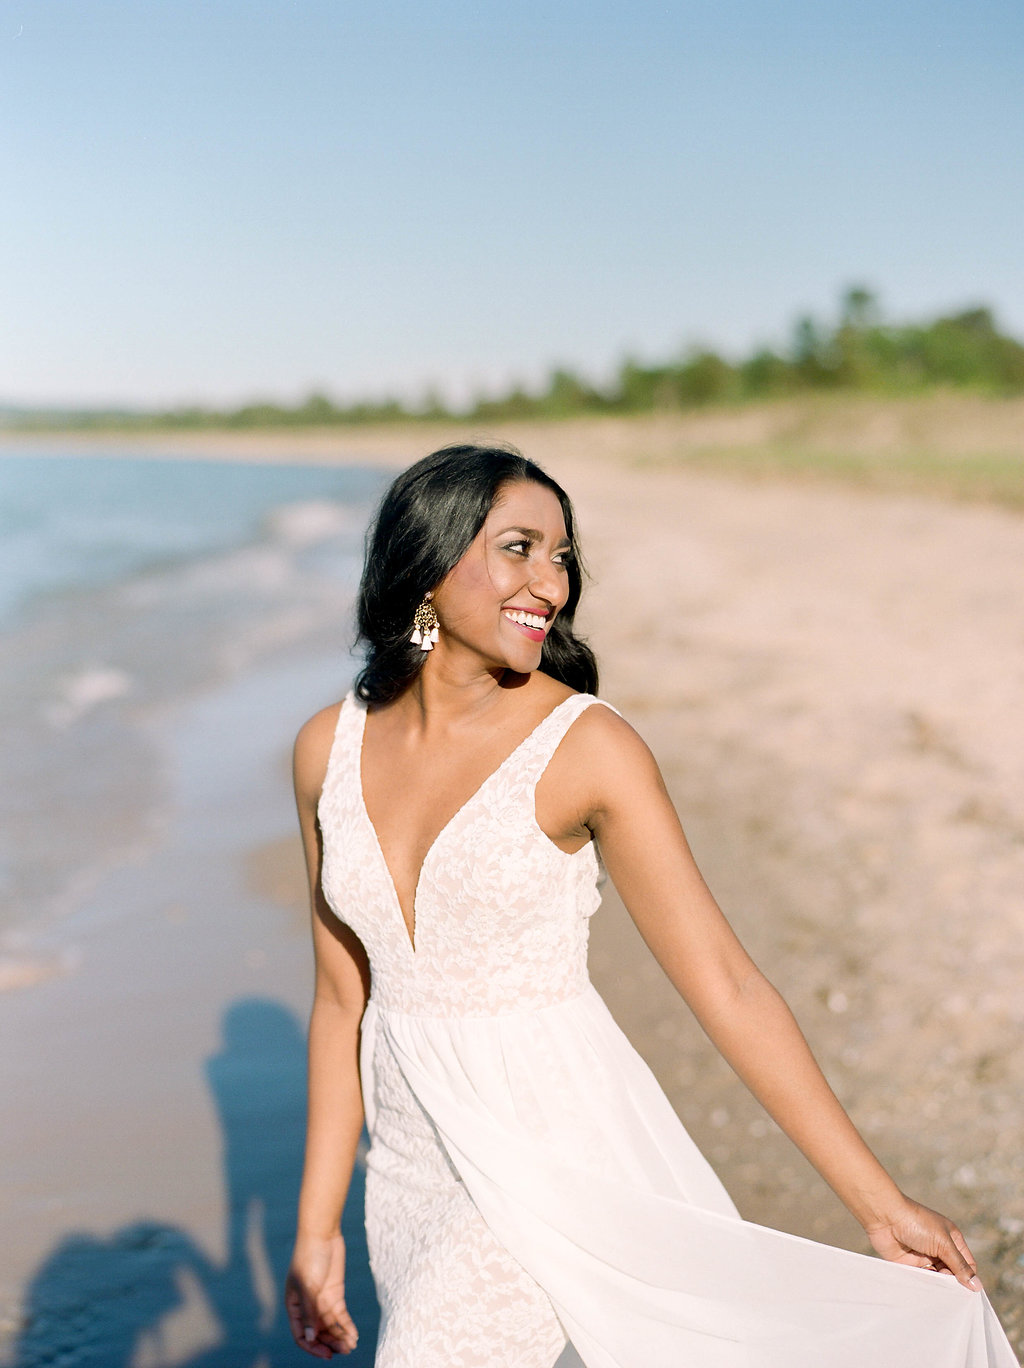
[285,444,1017,1366]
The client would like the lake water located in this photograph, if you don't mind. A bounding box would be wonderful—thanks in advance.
[0,450,394,982]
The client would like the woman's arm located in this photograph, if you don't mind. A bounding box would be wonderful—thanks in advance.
[285,707,371,1359]
[572,708,981,1290]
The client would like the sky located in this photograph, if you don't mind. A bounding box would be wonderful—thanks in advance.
[2,0,1022,409]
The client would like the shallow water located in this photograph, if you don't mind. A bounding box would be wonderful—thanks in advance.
[0,452,393,982]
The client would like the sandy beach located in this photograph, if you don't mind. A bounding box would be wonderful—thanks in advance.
[2,409,1022,1363]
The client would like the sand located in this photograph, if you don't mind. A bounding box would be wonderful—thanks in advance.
[2,414,1022,1362]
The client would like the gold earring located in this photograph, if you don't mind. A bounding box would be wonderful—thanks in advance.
[410,592,440,652]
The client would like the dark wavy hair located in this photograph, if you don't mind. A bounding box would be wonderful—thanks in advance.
[354,444,598,704]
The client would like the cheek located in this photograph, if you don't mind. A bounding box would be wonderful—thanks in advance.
[455,549,522,599]
[440,555,502,623]
[448,557,493,599]
[461,557,493,588]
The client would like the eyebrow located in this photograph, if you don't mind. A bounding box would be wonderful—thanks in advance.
[496,524,572,549]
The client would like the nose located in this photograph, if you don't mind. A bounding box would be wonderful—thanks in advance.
[528,557,567,607]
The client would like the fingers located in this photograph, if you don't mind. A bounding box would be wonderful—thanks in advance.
[286,1288,359,1356]
[320,1301,359,1354]
[285,1274,333,1358]
[869,1202,984,1293]
[923,1218,979,1288]
[914,1216,982,1291]
[946,1225,982,1292]
[303,1325,333,1359]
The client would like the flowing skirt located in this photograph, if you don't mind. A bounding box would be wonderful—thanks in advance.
[360,986,1018,1368]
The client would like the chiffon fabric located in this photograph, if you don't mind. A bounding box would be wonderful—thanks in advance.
[317,690,1018,1368]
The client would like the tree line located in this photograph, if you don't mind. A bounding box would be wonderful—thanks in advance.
[10,287,1024,430]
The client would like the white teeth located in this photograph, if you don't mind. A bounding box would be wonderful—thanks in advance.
[504,610,546,630]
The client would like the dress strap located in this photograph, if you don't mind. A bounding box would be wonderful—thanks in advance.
[319,688,361,802]
[521,693,620,780]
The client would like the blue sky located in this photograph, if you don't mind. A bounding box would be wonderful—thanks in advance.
[2,0,1022,408]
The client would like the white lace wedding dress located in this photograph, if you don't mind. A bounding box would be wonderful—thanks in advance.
[317,691,1018,1367]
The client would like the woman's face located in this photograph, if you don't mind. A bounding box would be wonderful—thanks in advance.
[431,479,573,674]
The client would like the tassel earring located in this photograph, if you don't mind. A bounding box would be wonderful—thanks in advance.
[410,592,440,652]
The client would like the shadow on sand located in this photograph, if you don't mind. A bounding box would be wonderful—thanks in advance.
[7,997,379,1367]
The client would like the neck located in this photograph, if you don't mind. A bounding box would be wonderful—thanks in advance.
[401,653,529,729]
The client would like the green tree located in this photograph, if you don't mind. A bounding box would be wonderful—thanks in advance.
[674,350,737,405]
[739,348,794,397]
[840,285,879,330]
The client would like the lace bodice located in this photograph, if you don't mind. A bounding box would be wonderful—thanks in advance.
[317,691,610,1017]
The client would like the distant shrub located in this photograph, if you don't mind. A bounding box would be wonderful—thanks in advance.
[10,287,1024,432]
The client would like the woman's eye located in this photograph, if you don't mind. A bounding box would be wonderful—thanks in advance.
[500,539,572,565]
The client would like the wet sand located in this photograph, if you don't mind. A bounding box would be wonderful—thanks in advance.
[2,421,1022,1361]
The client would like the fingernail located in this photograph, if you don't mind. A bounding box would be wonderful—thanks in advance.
[969,1275,983,1292]
[304,1326,316,1341]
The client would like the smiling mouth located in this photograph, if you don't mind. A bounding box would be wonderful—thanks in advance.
[503,609,548,630]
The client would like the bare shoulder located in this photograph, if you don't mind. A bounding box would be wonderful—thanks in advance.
[568,699,658,764]
[554,699,666,813]
[293,700,344,806]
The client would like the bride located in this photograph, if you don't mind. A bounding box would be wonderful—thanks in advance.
[284,443,1017,1366]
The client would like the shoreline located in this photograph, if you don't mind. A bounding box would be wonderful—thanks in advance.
[2,390,1023,486]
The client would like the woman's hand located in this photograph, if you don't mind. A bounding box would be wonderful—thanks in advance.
[864,1196,982,1291]
[285,1231,359,1357]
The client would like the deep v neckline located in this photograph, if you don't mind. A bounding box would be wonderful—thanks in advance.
[354,694,579,955]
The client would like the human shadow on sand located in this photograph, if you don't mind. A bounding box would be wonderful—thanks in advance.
[8,997,378,1367]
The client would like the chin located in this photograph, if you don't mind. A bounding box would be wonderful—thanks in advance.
[515,655,544,676]
[495,648,543,676]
